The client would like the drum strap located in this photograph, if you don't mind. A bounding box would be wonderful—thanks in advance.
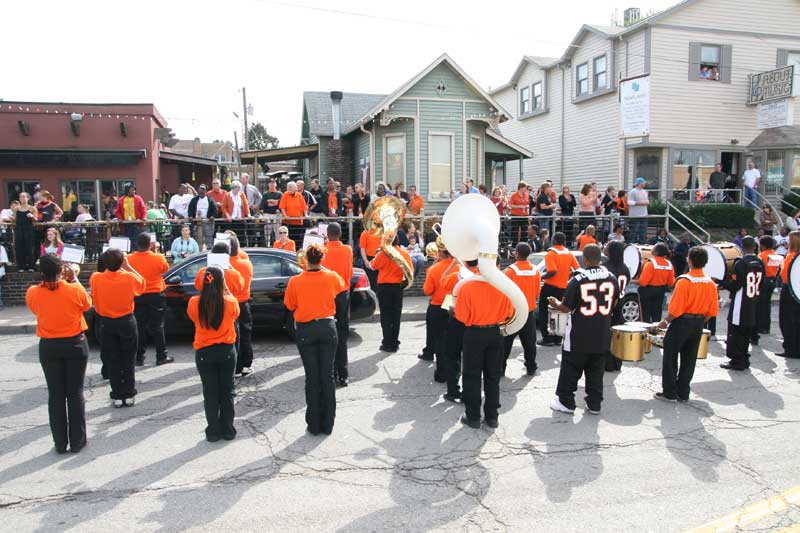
[677,273,713,284]
[650,257,673,271]
[509,263,538,276]
[547,247,570,255]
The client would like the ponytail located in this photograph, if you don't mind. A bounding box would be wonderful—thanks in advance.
[198,266,225,330]
[38,254,62,291]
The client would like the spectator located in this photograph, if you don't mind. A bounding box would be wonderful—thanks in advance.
[407,185,424,215]
[465,178,480,194]
[1,200,18,223]
[709,163,727,198]
[324,180,345,217]
[526,225,543,253]
[559,186,576,216]
[491,186,507,215]
[608,224,625,244]
[62,185,77,215]
[223,181,250,220]
[374,182,389,201]
[206,178,229,218]
[0,243,7,308]
[576,225,597,251]
[188,185,219,250]
[406,234,426,278]
[725,173,739,203]
[649,228,674,251]
[297,179,316,213]
[146,200,168,239]
[578,183,597,232]
[259,179,282,245]
[273,226,296,252]
[478,184,488,196]
[279,181,308,244]
[344,185,355,215]
[394,182,409,203]
[160,185,171,207]
[37,190,63,223]
[742,160,761,208]
[452,182,467,200]
[628,178,650,244]
[760,206,778,235]
[168,184,194,220]
[672,235,691,275]
[75,204,94,223]
[733,228,748,248]
[308,179,325,214]
[776,227,789,256]
[601,186,617,215]
[352,183,370,216]
[171,224,199,262]
[540,228,551,250]
[40,227,64,258]
[13,192,37,271]
[616,190,629,215]
[240,174,262,214]
[509,182,530,243]
[115,185,147,241]
[536,182,555,230]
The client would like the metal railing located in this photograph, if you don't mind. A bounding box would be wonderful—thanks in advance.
[748,188,784,230]
[664,201,710,244]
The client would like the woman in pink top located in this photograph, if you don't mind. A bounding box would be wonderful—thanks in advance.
[490,186,507,215]
[578,183,597,232]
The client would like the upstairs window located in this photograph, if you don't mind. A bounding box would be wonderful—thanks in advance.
[689,42,732,83]
[576,63,589,96]
[532,82,543,110]
[593,56,608,89]
[700,45,720,80]
[519,86,531,115]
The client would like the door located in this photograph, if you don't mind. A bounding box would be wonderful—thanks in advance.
[249,252,291,325]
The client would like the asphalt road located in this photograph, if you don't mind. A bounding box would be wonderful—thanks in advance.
[1,310,799,532]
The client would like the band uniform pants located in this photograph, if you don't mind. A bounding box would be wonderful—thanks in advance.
[195,343,236,439]
[605,310,624,372]
[538,285,565,343]
[100,314,138,400]
[39,335,89,451]
[638,285,667,323]
[296,319,337,434]
[364,256,378,293]
[661,315,704,400]
[422,303,437,359]
[134,292,168,363]
[755,277,776,336]
[726,322,753,369]
[334,291,350,380]
[556,350,605,411]
[377,283,403,350]
[429,305,450,380]
[235,301,254,372]
[445,316,465,396]
[502,310,537,372]
[779,288,800,358]
[461,326,503,422]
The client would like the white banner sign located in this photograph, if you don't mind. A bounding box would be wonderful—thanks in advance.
[620,76,650,138]
[758,98,794,129]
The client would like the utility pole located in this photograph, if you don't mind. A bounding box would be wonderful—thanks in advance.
[242,87,249,151]
[233,130,241,180]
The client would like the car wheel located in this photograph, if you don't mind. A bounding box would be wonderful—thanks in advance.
[621,294,641,322]
[284,312,296,341]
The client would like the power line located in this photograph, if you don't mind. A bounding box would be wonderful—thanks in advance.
[253,0,449,28]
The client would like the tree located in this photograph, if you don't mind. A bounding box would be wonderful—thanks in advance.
[247,123,279,150]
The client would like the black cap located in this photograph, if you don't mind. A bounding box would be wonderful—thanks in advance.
[741,236,757,250]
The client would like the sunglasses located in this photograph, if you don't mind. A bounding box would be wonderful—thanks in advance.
[279,231,288,235]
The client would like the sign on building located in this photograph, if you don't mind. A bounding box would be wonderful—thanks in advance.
[749,66,794,104]
[620,76,650,138]
[757,98,794,129]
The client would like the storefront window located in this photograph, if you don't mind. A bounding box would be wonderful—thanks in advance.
[672,149,715,190]
[792,151,800,189]
[6,181,39,203]
[767,151,786,192]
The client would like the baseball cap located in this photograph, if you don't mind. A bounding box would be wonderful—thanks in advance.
[635,177,646,186]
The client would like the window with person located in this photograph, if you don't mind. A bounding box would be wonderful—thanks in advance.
[700,45,721,81]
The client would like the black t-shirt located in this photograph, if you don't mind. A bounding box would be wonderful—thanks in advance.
[726,254,765,328]
[562,266,619,353]
[601,194,616,215]
[260,191,282,215]
[352,194,370,216]
[559,194,576,216]
[537,192,553,216]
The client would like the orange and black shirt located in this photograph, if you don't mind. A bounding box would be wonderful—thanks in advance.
[194,267,245,298]
[759,249,779,279]
[370,246,412,285]
[667,268,719,320]
[229,254,254,303]
[781,252,797,284]
[544,246,580,289]
[504,260,541,312]
[576,235,596,251]
[454,279,514,327]
[639,257,675,288]
[321,241,353,294]
[274,239,296,252]
[278,192,307,225]
[424,258,455,306]
[359,231,381,258]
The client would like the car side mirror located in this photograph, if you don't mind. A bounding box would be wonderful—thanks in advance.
[166,275,182,285]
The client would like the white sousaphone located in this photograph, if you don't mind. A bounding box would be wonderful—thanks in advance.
[440,194,528,336]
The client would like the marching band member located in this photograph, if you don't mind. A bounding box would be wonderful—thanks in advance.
[26,255,92,453]
[359,228,382,292]
[548,245,619,415]
[502,242,541,376]
[442,260,479,403]
[226,232,255,377]
[454,263,514,428]
[754,235,779,340]
[186,266,240,442]
[420,248,454,383]
[369,241,412,353]
[777,230,800,359]
[537,232,580,346]
[127,233,172,366]
[90,249,146,407]
[321,223,353,387]
[637,243,675,323]
[602,241,631,372]
[721,237,764,371]
[284,245,346,435]
[655,247,719,402]
[193,242,245,307]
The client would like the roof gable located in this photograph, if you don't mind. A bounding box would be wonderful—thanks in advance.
[491,55,560,95]
[302,91,385,138]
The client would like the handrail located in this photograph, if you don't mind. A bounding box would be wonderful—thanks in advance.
[774,183,800,203]
[750,188,784,229]
[665,201,710,243]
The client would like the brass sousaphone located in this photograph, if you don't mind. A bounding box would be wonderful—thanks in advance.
[363,196,414,289]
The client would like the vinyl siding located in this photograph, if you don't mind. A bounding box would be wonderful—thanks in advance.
[352,131,370,184]
[617,29,647,79]
[403,63,482,100]
[374,119,415,188]
[418,99,463,201]
[659,0,800,35]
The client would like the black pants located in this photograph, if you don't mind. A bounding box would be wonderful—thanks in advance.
[502,310,537,372]
[639,286,667,323]
[661,316,704,400]
[235,301,253,372]
[509,217,527,245]
[445,316,465,395]
[296,319,337,433]
[538,285,565,342]
[462,326,502,422]
[556,350,604,411]
[429,305,450,379]
[422,304,437,358]
[134,292,167,362]
[14,228,35,270]
[779,288,800,358]
[755,277,776,335]
[195,343,236,439]
[334,291,350,380]
[39,335,89,451]
[377,283,403,349]
[726,322,752,369]
[101,314,138,400]
[365,256,378,292]
[287,224,305,248]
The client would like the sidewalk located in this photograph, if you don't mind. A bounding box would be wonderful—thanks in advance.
[0,296,431,335]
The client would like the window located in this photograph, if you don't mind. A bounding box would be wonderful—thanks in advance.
[429,133,453,199]
[251,254,283,278]
[689,43,731,82]
[177,259,204,284]
[700,45,721,80]
[792,151,800,188]
[384,134,405,186]
[576,63,589,96]
[284,259,302,276]
[470,136,481,183]
[519,86,531,115]
[593,56,607,89]
[767,151,786,189]
[6,181,39,203]
[532,82,543,110]
[672,150,715,190]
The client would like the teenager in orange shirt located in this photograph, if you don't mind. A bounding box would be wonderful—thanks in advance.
[502,242,541,376]
[321,223,353,387]
[127,233,172,366]
[193,242,245,299]
[508,181,530,243]
[442,259,479,402]
[284,245,346,435]
[359,229,382,291]
[778,230,800,359]
[26,255,92,453]
[225,231,254,377]
[369,242,412,352]
[420,248,453,382]
[273,226,296,252]
[407,185,425,215]
[187,266,240,442]
[637,243,675,323]
[538,232,580,345]
[90,248,146,407]
[575,225,597,251]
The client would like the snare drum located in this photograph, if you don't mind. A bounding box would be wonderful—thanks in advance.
[648,328,710,359]
[623,244,653,279]
[548,311,570,336]
[626,321,656,352]
[700,242,742,281]
[610,325,647,362]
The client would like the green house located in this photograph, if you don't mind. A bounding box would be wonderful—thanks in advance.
[243,54,531,212]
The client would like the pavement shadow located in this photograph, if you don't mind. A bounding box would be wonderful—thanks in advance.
[598,371,650,427]
[691,374,784,419]
[748,347,778,375]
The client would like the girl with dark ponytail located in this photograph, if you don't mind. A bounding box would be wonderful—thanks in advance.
[602,240,631,372]
[186,265,241,442]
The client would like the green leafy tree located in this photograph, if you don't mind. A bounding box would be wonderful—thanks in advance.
[247,123,279,150]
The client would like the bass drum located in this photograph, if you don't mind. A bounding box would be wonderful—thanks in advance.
[700,242,742,281]
[623,244,653,279]
[788,253,800,304]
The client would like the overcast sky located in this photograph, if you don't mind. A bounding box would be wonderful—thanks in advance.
[3,0,675,147]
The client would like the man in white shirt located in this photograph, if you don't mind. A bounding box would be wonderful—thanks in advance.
[241,173,262,214]
[627,177,650,244]
[168,184,193,220]
[742,160,761,208]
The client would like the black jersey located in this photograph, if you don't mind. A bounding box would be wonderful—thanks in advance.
[726,254,765,327]
[563,266,620,353]
[602,260,631,324]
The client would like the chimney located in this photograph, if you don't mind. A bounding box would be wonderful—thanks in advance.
[624,7,641,26]
[330,91,343,140]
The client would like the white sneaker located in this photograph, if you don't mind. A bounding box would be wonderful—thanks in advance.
[124,397,135,407]
[241,367,252,376]
[587,408,601,415]
[550,398,575,414]
[113,399,124,408]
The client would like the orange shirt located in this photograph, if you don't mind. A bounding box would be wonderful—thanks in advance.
[455,279,514,327]
[781,252,797,284]
[278,192,307,225]
[543,246,580,289]
[370,247,412,285]
[576,235,597,251]
[26,281,91,338]
[407,195,424,215]
[238,249,250,260]
[321,241,353,293]
[667,268,719,320]
[327,192,338,214]
[509,191,530,216]
[616,196,628,215]
[424,258,455,305]
[443,265,479,296]
[359,231,381,257]
[194,267,244,298]
[187,294,240,350]
[639,256,675,287]
[284,269,346,322]
[504,260,541,312]
[274,239,296,252]
[230,254,254,302]
[759,250,779,279]
[127,250,169,293]
[90,269,146,318]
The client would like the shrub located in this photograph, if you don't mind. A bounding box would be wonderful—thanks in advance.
[781,189,800,216]
[662,202,754,230]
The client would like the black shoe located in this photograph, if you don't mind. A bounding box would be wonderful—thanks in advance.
[750,339,759,346]
[433,373,446,383]
[156,356,174,366]
[221,430,237,441]
[526,367,537,376]
[720,363,748,371]
[379,344,392,352]
[337,377,349,388]
[386,346,399,353]
[443,392,461,403]
[536,340,554,347]
[70,440,86,453]
[306,426,320,436]
[321,427,333,435]
[775,353,800,358]
[654,392,677,403]
[206,433,220,443]
[677,397,689,403]
[135,358,145,367]
[460,415,480,429]
[55,446,68,455]
[417,352,434,361]
[485,418,499,429]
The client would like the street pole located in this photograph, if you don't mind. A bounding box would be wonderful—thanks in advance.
[242,87,249,151]
[233,130,241,180]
